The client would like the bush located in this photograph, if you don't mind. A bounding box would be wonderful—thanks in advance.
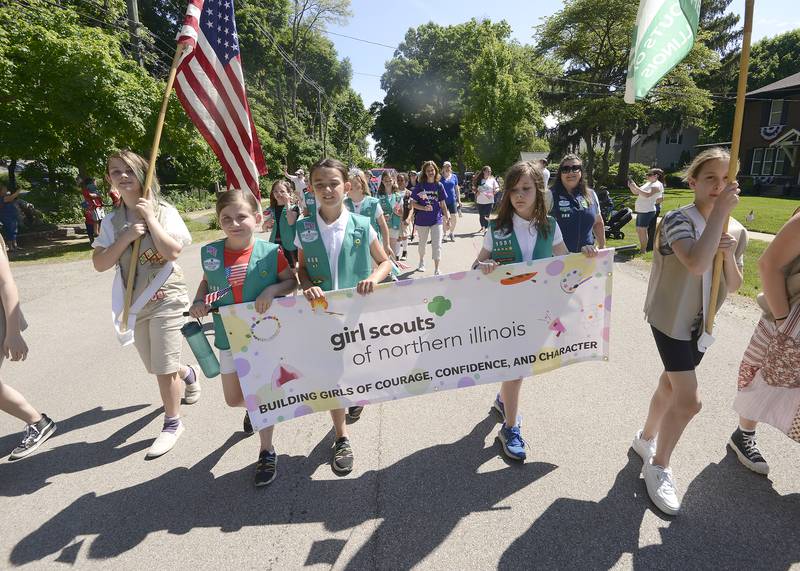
[160,188,216,212]
[665,172,688,189]
[595,162,651,188]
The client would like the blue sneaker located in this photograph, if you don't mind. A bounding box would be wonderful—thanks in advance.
[492,394,505,421]
[498,425,527,461]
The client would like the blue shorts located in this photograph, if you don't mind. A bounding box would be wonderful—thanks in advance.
[445,201,457,214]
[636,211,657,228]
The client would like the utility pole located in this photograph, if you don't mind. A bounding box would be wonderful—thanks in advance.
[126,0,143,66]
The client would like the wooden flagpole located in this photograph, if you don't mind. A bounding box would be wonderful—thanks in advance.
[705,0,754,336]
[120,43,186,332]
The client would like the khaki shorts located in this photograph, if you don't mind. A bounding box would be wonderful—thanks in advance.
[134,311,186,375]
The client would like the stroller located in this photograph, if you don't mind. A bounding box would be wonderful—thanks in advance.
[596,188,632,240]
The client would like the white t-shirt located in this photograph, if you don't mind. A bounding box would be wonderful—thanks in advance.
[294,208,378,290]
[475,177,499,204]
[287,174,307,194]
[482,214,564,261]
[634,181,664,213]
[351,198,383,217]
[541,168,551,188]
[92,205,192,250]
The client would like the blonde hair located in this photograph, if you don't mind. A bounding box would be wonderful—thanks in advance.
[106,150,162,208]
[349,169,372,196]
[681,148,734,181]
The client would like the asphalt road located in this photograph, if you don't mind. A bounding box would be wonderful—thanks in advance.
[0,211,798,570]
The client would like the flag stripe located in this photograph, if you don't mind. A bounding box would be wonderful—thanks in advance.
[174,72,243,189]
[178,63,258,192]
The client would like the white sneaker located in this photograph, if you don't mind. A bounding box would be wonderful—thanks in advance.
[631,429,656,462]
[642,460,680,515]
[146,423,185,459]
[183,365,201,404]
[434,270,441,276]
[417,263,426,272]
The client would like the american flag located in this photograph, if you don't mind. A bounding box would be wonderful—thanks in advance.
[175,0,266,199]
[204,286,231,305]
[225,264,248,286]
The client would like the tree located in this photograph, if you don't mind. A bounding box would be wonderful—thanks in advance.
[373,19,513,168]
[461,39,544,173]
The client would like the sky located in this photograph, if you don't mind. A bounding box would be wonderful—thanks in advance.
[324,0,800,109]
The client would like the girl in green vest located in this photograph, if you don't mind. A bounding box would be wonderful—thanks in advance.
[190,190,297,487]
[263,180,300,266]
[295,158,392,475]
[346,169,392,260]
[471,161,569,462]
[376,171,405,259]
[93,150,199,460]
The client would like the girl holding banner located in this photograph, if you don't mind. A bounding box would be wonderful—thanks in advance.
[190,189,297,487]
[263,180,300,267]
[634,148,747,515]
[471,160,570,461]
[295,158,392,475]
[733,208,800,472]
[92,150,199,459]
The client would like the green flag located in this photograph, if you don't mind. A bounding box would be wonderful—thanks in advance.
[624,0,701,104]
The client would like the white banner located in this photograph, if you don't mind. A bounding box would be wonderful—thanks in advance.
[220,251,614,430]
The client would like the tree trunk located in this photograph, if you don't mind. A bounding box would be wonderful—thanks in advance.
[7,159,17,192]
[46,159,56,193]
[600,136,612,187]
[615,123,634,187]
[582,128,596,187]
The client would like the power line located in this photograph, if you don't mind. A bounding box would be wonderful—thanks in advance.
[317,29,398,50]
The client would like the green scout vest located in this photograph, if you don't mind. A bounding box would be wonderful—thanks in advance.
[266,206,297,252]
[489,216,557,265]
[297,211,372,292]
[201,238,280,350]
[303,190,317,216]
[378,192,403,230]
[345,196,383,240]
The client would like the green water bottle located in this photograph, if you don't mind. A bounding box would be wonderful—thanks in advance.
[181,321,220,378]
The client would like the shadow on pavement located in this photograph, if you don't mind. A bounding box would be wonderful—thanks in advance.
[500,448,800,570]
[10,414,557,568]
[0,405,155,497]
[636,449,800,568]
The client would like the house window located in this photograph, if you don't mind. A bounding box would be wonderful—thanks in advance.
[762,148,776,175]
[774,148,785,175]
[751,148,764,174]
[769,99,784,126]
[665,133,683,145]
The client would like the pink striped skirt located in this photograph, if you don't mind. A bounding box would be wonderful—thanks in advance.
[735,304,800,443]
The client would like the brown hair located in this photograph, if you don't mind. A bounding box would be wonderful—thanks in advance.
[396,172,407,189]
[420,160,440,184]
[378,171,398,196]
[492,161,550,238]
[647,168,665,184]
[269,180,292,211]
[215,189,260,217]
[309,157,348,185]
[106,149,162,209]
[681,148,733,182]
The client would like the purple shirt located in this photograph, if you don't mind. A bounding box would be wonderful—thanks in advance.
[411,182,446,226]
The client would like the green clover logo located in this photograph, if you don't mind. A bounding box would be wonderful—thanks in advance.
[427,295,452,317]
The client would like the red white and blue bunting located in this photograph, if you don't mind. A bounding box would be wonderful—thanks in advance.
[761,124,785,141]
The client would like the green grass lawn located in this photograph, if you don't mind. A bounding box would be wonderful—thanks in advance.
[609,188,799,235]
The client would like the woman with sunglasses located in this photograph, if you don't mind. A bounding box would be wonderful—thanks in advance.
[549,154,605,255]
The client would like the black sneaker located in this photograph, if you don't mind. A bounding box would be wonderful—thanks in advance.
[332,437,353,474]
[243,411,255,436]
[729,428,769,475]
[254,449,277,487]
[9,414,57,460]
[347,406,364,421]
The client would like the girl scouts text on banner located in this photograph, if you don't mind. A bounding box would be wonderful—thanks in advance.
[220,251,614,431]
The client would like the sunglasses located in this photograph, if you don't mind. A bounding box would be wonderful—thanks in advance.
[560,165,582,174]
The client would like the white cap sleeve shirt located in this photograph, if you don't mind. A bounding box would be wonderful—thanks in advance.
[294,209,378,290]
[482,214,564,261]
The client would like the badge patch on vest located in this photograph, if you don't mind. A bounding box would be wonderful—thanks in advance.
[203,257,221,272]
[139,248,166,266]
[493,229,512,240]
[206,245,218,257]
[300,221,319,243]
